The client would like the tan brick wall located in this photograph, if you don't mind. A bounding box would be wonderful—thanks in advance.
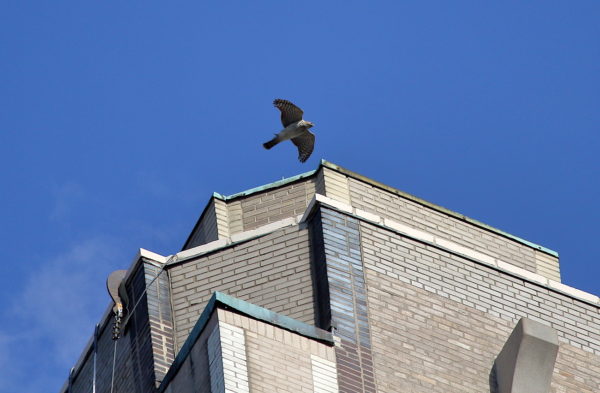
[168,225,315,351]
[366,268,506,392]
[554,344,600,392]
[227,200,244,235]
[217,310,336,393]
[162,308,336,393]
[213,198,230,239]
[349,177,560,277]
[536,249,561,282]
[321,167,350,204]
[315,167,326,195]
[240,179,316,231]
[360,221,600,392]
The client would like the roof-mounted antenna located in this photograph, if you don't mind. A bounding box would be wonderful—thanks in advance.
[106,270,128,340]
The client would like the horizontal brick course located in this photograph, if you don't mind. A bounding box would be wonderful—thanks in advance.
[360,222,600,354]
[360,220,600,392]
[348,177,558,278]
[168,225,315,351]
[240,180,316,232]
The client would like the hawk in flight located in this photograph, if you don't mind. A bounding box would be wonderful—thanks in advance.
[263,99,315,163]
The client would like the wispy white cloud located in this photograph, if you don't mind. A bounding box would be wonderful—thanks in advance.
[49,182,85,222]
[0,237,127,393]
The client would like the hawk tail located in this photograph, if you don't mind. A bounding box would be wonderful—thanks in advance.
[263,136,280,150]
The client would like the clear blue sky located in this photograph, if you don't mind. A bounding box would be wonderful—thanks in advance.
[1,2,599,392]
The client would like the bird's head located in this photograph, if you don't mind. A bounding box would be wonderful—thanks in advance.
[305,121,315,128]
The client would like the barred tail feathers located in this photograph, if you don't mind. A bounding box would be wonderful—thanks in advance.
[263,135,280,149]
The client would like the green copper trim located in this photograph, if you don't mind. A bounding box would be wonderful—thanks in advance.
[158,292,333,393]
[213,169,317,201]
[213,292,332,342]
[319,159,558,257]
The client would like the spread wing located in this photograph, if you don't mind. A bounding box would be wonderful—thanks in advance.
[274,99,303,127]
[291,129,315,163]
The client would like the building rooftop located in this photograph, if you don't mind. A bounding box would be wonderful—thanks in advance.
[60,159,600,393]
[199,159,557,257]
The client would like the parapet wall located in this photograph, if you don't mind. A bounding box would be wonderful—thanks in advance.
[183,160,560,282]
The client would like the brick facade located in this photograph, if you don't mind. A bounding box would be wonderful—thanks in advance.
[170,225,315,351]
[359,219,600,392]
[61,161,598,393]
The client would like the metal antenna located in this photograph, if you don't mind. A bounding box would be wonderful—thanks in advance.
[106,270,128,340]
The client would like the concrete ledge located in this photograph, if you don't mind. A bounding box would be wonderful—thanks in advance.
[436,238,496,266]
[383,218,435,243]
[548,280,600,305]
[497,261,548,287]
[494,318,559,393]
[354,208,382,224]
[176,238,229,260]
[137,248,168,263]
[172,216,300,265]
[230,217,297,243]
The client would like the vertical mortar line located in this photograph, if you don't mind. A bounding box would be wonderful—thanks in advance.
[321,209,373,392]
[347,216,367,393]
[151,263,161,382]
[166,267,179,352]
[337,211,377,393]
[355,220,378,393]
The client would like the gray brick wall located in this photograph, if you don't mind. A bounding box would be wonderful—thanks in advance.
[161,313,215,393]
[359,220,600,392]
[64,262,162,393]
[185,178,318,249]
[349,177,558,277]
[316,208,377,393]
[245,324,314,392]
[240,179,316,231]
[185,199,219,249]
[168,225,315,351]
[321,167,351,204]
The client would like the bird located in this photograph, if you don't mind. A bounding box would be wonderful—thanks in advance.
[263,99,315,163]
